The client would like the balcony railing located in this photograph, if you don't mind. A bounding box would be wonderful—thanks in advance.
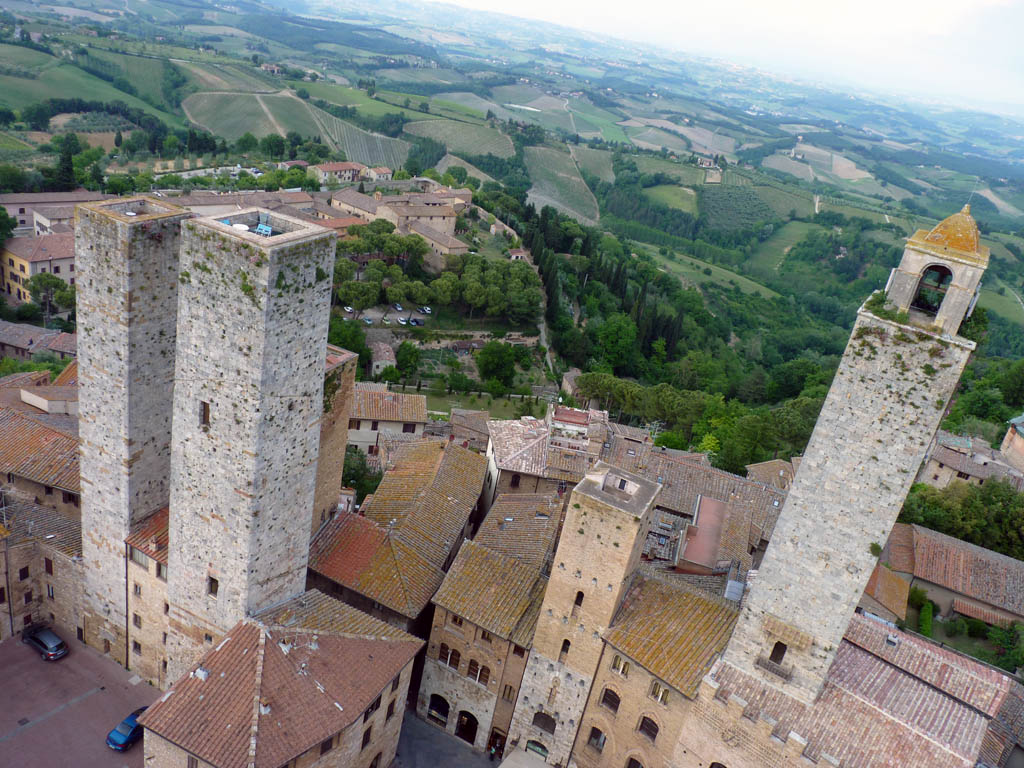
[756,654,794,681]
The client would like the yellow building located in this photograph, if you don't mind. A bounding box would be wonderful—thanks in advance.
[1,233,75,304]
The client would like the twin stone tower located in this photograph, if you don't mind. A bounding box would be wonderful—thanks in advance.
[75,197,336,678]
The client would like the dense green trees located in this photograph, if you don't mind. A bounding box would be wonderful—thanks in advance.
[476,341,517,386]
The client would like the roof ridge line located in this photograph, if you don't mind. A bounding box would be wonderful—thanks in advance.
[247,625,268,768]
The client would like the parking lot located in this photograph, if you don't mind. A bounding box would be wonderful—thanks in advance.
[342,303,432,328]
[0,636,159,768]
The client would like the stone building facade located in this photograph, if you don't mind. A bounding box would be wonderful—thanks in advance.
[507,464,660,765]
[76,197,191,666]
[166,208,335,679]
[312,345,358,537]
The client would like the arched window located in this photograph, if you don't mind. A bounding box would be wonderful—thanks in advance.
[638,716,659,742]
[449,648,460,669]
[600,688,620,713]
[912,264,953,316]
[587,727,606,752]
[369,753,382,768]
[626,759,644,768]
[559,639,570,663]
[612,654,629,677]
[710,764,729,768]
[468,659,479,678]
[572,590,584,618]
[427,694,450,727]
[511,473,521,488]
[526,740,548,758]
[575,590,585,606]
[479,665,490,686]
[532,711,557,734]
[438,644,459,669]
[769,641,787,665]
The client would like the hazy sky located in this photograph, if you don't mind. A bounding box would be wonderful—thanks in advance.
[440,0,1024,113]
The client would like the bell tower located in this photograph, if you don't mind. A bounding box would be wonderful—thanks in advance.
[718,205,986,705]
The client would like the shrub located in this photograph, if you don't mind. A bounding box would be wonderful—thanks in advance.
[967,618,989,638]
[869,542,882,557]
[945,617,967,638]
[908,586,928,609]
[919,601,934,637]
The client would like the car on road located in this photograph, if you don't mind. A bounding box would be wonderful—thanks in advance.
[105,707,148,751]
[344,306,354,313]
[419,306,432,314]
[382,317,391,325]
[393,303,404,312]
[397,317,407,325]
[363,317,373,325]
[22,626,69,661]
[409,318,422,326]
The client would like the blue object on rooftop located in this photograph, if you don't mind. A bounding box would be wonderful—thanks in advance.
[254,223,272,237]
[220,219,231,225]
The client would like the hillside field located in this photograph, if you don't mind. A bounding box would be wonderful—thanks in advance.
[748,221,825,277]
[524,146,599,226]
[570,145,614,182]
[404,120,514,158]
[643,184,698,215]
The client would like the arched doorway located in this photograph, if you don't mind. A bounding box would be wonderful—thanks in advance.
[710,763,729,768]
[526,740,549,758]
[427,694,449,727]
[911,265,953,316]
[455,710,478,745]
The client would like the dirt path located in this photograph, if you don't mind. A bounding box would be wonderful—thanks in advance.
[255,94,285,136]
[814,194,821,214]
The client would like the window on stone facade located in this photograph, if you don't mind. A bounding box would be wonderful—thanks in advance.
[44,486,53,496]
[511,474,520,488]
[64,492,78,507]
[403,422,416,433]
[364,695,381,722]
[559,639,570,663]
[439,643,460,670]
[129,546,148,568]
[320,737,333,755]
[513,644,526,657]
[612,655,629,677]
[371,420,379,431]
[638,717,659,742]
[46,584,54,600]
[450,614,463,627]
[24,590,32,605]
[132,641,141,655]
[0,587,5,603]
[370,753,382,768]
[502,684,515,702]
[361,726,372,750]
[626,760,644,768]
[187,757,199,768]
[157,562,167,581]
[600,688,620,713]
[23,614,31,626]
[44,558,53,575]
[391,675,400,693]
[650,681,669,705]
[133,613,142,629]
[207,576,219,597]
[204,634,213,644]
[386,700,396,721]
[587,727,606,752]
[480,629,492,643]
[349,419,360,430]
[18,566,28,581]
[163,632,167,645]
[134,583,142,597]
[164,602,169,615]
[532,712,556,735]
[769,641,787,665]
[200,401,210,428]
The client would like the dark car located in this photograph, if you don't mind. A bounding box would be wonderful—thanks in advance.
[106,707,148,751]
[22,627,68,661]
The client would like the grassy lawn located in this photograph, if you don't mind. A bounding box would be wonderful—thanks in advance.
[978,279,1024,325]
[286,80,443,122]
[0,131,32,150]
[748,221,823,278]
[642,184,698,215]
[633,155,706,185]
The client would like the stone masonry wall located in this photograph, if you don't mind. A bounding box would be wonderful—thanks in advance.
[76,198,191,666]
[166,213,335,677]
[126,554,171,688]
[312,355,357,538]
[721,309,973,705]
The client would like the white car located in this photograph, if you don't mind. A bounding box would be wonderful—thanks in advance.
[419,306,432,314]
[397,317,407,326]
[344,306,354,313]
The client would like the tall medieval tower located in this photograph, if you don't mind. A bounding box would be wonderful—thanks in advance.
[508,463,660,765]
[165,209,336,677]
[76,197,192,664]
[672,207,988,767]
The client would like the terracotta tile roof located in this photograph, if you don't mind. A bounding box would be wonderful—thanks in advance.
[324,344,356,373]
[125,507,169,566]
[363,441,446,525]
[0,387,77,435]
[316,161,367,172]
[2,233,74,262]
[407,221,465,250]
[475,494,561,572]
[952,597,1014,628]
[0,408,79,491]
[450,408,489,440]
[0,370,50,388]
[434,540,547,646]
[883,522,916,572]
[488,417,549,475]
[906,524,1024,617]
[43,332,76,356]
[931,444,1024,487]
[0,190,109,206]
[353,384,426,423]
[370,342,396,365]
[139,591,421,768]
[332,188,378,214]
[605,575,738,698]
[863,563,910,620]
[0,320,59,353]
[744,457,800,490]
[0,491,81,557]
[34,204,76,219]
[53,359,77,386]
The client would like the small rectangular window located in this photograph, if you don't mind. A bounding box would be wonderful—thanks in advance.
[386,699,396,721]
[480,630,492,643]
[133,613,142,629]
[188,756,199,768]
[46,584,54,600]
[450,614,463,627]
[402,422,416,433]
[371,420,379,431]
[156,562,167,581]
[164,602,170,615]
[320,737,333,755]
[131,640,141,656]
[200,400,210,427]
[513,645,526,657]
[207,576,219,597]
[391,675,400,693]
[44,558,53,575]
[163,632,167,645]
[349,419,360,430]
[361,726,372,750]
[134,583,142,597]
[502,684,515,701]
[18,566,28,581]
[0,587,5,603]
[129,546,149,568]
[44,486,53,496]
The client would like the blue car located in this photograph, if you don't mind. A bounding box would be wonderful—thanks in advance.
[106,707,147,751]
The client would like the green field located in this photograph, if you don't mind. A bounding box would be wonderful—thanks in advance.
[434,92,514,121]
[752,184,815,219]
[748,221,824,277]
[375,68,467,85]
[634,155,706,185]
[182,92,277,139]
[404,120,514,158]
[524,146,599,226]
[177,61,278,93]
[645,246,780,298]
[978,279,1024,325]
[570,146,614,182]
[310,107,410,167]
[628,125,690,153]
[0,132,32,150]
[643,184,698,215]
[286,80,442,122]
[436,154,495,183]
[566,99,628,143]
[261,94,323,137]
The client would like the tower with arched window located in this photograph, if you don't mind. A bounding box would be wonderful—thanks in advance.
[885,204,988,336]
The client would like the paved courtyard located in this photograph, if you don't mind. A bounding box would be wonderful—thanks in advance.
[394,712,493,768]
[0,636,159,768]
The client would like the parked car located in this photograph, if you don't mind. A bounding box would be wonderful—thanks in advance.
[363,317,373,325]
[409,318,422,326]
[105,707,148,751]
[343,306,354,313]
[397,317,407,325]
[382,317,391,325]
[22,626,68,661]
[419,306,432,314]
[393,303,404,312]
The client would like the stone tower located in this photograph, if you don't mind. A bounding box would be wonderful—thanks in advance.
[76,197,192,664]
[718,206,987,706]
[165,209,336,677]
[508,463,659,765]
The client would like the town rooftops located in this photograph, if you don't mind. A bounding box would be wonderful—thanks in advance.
[450,408,490,438]
[475,493,561,572]
[125,507,169,566]
[0,190,110,206]
[0,407,79,492]
[0,370,49,388]
[2,233,75,262]
[53,359,77,386]
[574,462,661,518]
[44,332,76,357]
[316,161,367,172]
[0,319,60,353]
[370,342,396,365]
[884,522,1024,619]
[324,344,356,374]
[862,562,910,621]
[605,575,738,698]
[434,540,547,648]
[0,491,81,557]
[353,383,427,423]
[332,188,379,214]
[407,220,465,249]
[388,203,457,218]
[138,590,421,768]
[488,417,549,476]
